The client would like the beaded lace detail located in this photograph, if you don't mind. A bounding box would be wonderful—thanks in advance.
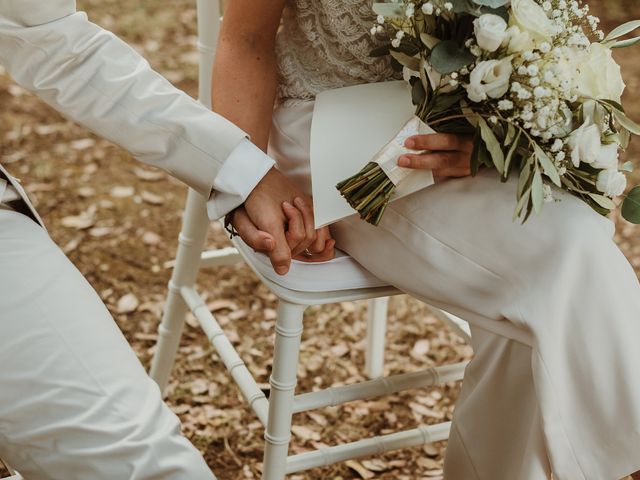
[275,0,399,106]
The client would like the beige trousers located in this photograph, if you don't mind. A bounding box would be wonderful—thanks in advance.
[269,102,640,480]
[0,212,215,479]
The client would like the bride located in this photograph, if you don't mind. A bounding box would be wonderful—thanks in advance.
[215,1,640,479]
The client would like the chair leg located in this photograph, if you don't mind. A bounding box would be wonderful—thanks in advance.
[1,459,19,479]
[262,301,305,480]
[364,297,389,379]
[149,189,210,393]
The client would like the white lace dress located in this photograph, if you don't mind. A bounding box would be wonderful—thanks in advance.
[275,0,399,106]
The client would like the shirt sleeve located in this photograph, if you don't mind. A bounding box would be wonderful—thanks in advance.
[206,138,275,220]
[0,0,272,203]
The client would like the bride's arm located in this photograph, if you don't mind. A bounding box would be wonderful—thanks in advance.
[213,0,283,151]
[213,0,334,261]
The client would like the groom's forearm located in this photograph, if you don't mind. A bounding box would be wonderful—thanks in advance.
[0,0,272,210]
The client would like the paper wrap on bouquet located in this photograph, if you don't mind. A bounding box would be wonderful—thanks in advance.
[374,116,435,186]
[310,81,436,229]
[0,179,6,204]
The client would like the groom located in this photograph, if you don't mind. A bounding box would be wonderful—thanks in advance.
[0,1,329,479]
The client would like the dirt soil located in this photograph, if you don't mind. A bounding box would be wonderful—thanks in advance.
[1,1,639,479]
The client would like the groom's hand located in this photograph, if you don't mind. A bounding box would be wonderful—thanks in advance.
[238,168,333,275]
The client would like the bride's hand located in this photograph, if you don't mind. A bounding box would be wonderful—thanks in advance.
[282,198,336,263]
[397,133,474,180]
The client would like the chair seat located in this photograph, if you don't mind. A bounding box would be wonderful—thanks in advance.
[233,239,388,293]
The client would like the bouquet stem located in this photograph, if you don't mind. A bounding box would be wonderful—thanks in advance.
[337,162,396,225]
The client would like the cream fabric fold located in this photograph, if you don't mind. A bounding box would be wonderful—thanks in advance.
[270,101,640,480]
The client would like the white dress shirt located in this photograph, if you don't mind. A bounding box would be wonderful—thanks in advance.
[0,0,274,219]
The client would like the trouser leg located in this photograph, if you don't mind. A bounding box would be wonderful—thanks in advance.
[0,210,215,480]
[269,102,640,479]
[331,171,640,480]
[443,325,551,480]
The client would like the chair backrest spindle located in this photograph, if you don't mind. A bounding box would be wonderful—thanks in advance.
[196,0,221,109]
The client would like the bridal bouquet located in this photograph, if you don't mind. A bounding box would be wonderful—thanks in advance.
[337,0,640,225]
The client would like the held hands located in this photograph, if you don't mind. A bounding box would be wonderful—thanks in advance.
[398,133,474,180]
[230,168,335,275]
[231,133,472,275]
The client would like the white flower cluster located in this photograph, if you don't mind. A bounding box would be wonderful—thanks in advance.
[420,1,454,17]
[457,0,627,197]
[370,0,454,37]
[377,0,633,209]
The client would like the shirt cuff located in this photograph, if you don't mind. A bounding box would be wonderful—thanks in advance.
[206,138,276,220]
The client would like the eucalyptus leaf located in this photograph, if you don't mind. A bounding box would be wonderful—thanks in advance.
[613,108,640,135]
[470,127,482,176]
[485,6,510,22]
[588,193,616,210]
[504,123,516,147]
[599,99,625,112]
[396,41,421,56]
[531,169,544,214]
[411,80,427,107]
[451,0,509,20]
[451,0,476,13]
[514,187,531,220]
[471,0,510,7]
[619,127,632,149]
[605,20,640,42]
[372,3,404,18]
[430,40,475,75]
[478,117,505,174]
[622,186,640,224]
[621,161,634,173]
[503,129,522,177]
[390,51,421,72]
[611,37,640,49]
[420,33,441,50]
[517,156,533,198]
[429,92,465,116]
[534,144,562,187]
[460,102,479,128]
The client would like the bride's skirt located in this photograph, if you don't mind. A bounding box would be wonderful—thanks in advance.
[269,102,640,480]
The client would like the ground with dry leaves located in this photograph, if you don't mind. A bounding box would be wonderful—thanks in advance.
[1,1,640,479]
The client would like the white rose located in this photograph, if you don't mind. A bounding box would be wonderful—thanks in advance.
[474,14,508,53]
[466,58,513,103]
[596,169,627,197]
[568,120,602,167]
[592,143,619,170]
[510,0,555,44]
[576,43,626,103]
[504,26,535,53]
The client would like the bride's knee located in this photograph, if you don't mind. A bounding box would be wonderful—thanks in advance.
[533,198,617,258]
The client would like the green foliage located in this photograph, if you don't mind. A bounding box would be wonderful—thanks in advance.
[430,40,475,74]
[477,117,504,174]
[622,187,640,224]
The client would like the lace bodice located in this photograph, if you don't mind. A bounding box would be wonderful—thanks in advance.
[275,0,399,106]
